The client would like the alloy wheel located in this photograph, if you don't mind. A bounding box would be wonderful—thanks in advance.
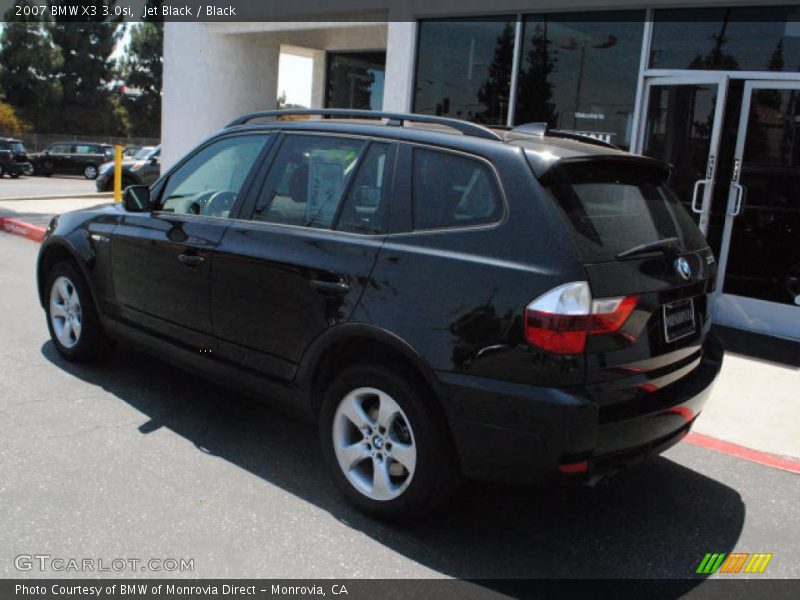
[332,387,417,501]
[84,165,97,179]
[50,276,82,349]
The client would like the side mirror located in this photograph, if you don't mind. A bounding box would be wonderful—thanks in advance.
[123,185,152,212]
[149,156,159,165]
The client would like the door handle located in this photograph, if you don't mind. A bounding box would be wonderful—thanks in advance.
[310,278,350,295]
[729,183,745,217]
[691,179,710,214]
[178,254,205,267]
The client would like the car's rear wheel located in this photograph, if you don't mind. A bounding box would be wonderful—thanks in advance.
[45,261,113,362]
[83,164,98,179]
[319,364,460,519]
[0,165,4,177]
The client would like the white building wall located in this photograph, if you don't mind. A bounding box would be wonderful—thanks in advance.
[162,23,388,168]
[383,22,417,112]
[162,23,280,168]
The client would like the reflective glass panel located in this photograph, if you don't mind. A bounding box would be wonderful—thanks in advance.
[651,7,800,71]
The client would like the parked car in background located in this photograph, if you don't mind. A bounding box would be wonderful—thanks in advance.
[36,110,723,518]
[0,137,33,178]
[30,142,114,179]
[122,145,144,159]
[95,146,161,192]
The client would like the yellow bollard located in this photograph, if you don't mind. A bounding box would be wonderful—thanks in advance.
[113,144,123,202]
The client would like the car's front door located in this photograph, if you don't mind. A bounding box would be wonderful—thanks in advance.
[46,143,72,174]
[109,133,272,349]
[211,133,396,380]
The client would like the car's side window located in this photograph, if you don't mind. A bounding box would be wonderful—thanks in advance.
[412,147,503,230]
[159,135,268,218]
[336,143,392,235]
[50,144,71,154]
[251,135,365,229]
[74,145,92,154]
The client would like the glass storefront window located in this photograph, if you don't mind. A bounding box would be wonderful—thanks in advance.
[651,7,800,71]
[413,18,516,126]
[514,12,644,150]
[326,52,386,111]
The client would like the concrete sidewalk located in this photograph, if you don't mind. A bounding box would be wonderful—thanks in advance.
[0,196,114,228]
[0,201,798,466]
[694,327,800,461]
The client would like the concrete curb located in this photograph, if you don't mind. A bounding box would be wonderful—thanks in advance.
[0,217,47,242]
[0,192,113,202]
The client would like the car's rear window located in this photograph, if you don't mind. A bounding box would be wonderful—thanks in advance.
[541,160,708,263]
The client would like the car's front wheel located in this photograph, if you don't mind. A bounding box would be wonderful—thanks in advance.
[319,364,460,519]
[83,164,98,179]
[45,261,113,361]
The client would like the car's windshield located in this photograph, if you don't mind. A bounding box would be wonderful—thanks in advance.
[134,147,156,160]
[542,160,708,263]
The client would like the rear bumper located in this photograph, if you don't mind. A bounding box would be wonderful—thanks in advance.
[436,334,723,483]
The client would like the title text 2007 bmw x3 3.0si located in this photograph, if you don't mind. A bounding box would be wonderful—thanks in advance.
[37,110,723,518]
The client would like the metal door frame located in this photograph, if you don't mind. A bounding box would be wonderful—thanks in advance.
[713,79,800,340]
[633,73,729,234]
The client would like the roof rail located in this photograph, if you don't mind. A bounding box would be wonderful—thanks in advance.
[225,109,503,142]
[507,121,619,149]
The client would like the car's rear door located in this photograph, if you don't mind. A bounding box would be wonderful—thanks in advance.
[210,132,396,381]
[109,133,273,349]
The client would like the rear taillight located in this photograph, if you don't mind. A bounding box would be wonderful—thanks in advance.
[524,281,639,355]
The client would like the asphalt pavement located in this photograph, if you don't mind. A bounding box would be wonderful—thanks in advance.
[0,175,98,199]
[1,233,799,586]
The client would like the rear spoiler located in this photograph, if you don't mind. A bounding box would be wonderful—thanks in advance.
[530,153,673,183]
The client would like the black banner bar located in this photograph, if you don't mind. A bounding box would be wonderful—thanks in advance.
[4,580,800,600]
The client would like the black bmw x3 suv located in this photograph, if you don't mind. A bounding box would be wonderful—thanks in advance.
[37,109,723,518]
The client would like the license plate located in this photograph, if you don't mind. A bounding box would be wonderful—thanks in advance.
[663,298,696,343]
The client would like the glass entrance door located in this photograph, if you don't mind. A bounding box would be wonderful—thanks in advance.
[638,75,728,234]
[714,81,800,340]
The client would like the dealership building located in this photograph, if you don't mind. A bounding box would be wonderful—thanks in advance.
[162,1,800,341]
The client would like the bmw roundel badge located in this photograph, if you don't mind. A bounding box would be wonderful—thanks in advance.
[675,257,692,281]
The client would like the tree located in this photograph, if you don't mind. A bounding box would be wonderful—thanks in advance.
[0,1,62,131]
[515,22,558,127]
[0,102,31,134]
[119,19,163,137]
[48,0,124,135]
[476,23,515,125]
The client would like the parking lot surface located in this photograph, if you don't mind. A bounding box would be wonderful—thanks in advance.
[0,175,98,199]
[1,233,799,585]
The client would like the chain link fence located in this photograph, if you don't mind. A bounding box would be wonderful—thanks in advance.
[16,133,160,152]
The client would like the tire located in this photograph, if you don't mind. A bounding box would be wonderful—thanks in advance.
[319,364,461,519]
[44,261,113,362]
[10,171,20,178]
[0,165,4,177]
[83,164,98,180]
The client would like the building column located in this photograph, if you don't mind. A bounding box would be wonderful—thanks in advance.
[162,23,280,169]
[383,21,417,113]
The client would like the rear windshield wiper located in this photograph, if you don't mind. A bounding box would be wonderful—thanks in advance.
[616,237,680,259]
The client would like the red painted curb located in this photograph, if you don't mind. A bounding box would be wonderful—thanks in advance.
[0,217,46,243]
[686,432,800,475]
